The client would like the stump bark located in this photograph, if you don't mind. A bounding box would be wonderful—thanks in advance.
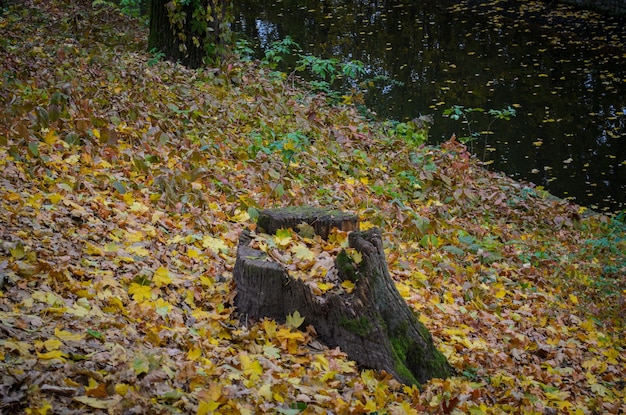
[256,206,359,239]
[233,207,451,385]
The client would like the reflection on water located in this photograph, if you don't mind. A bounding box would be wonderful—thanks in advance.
[234,0,626,212]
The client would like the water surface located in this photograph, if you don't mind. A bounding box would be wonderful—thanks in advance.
[234,0,626,212]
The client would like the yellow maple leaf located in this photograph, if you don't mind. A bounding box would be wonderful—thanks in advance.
[291,244,315,261]
[125,230,144,243]
[191,308,211,320]
[419,313,432,325]
[187,247,200,259]
[229,210,250,223]
[349,249,363,264]
[580,319,595,332]
[396,283,411,299]
[4,340,32,356]
[240,353,263,381]
[274,228,293,247]
[202,235,228,253]
[127,245,150,257]
[130,201,149,214]
[262,319,277,339]
[187,347,202,361]
[37,350,68,360]
[317,282,335,293]
[66,302,88,317]
[390,402,419,415]
[359,221,374,230]
[114,383,132,397]
[494,284,506,299]
[199,276,214,288]
[286,310,305,329]
[442,327,468,337]
[168,235,185,244]
[54,328,85,342]
[276,328,305,353]
[43,338,62,351]
[328,229,349,247]
[602,348,619,364]
[341,280,355,293]
[276,328,304,342]
[44,129,58,145]
[84,242,104,256]
[32,401,53,415]
[105,242,120,253]
[128,283,152,302]
[123,192,134,206]
[153,266,172,287]
[114,256,135,266]
[590,383,611,397]
[363,399,377,412]
[72,396,112,409]
[544,390,572,409]
[197,400,220,415]
[258,383,272,401]
[48,193,63,204]
[154,298,171,317]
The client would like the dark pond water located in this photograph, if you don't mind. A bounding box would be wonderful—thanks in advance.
[233,0,626,213]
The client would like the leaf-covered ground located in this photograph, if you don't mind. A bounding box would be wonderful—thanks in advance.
[1,1,624,414]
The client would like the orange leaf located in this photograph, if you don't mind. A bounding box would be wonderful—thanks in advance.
[86,383,108,398]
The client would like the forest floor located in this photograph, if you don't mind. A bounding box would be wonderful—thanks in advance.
[0,1,624,414]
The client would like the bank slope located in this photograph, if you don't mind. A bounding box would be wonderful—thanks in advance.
[0,1,624,414]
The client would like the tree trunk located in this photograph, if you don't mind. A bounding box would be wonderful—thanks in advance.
[148,0,188,66]
[234,207,451,385]
[148,0,229,69]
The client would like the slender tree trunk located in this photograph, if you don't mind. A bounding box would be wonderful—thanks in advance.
[148,0,177,63]
[148,0,231,69]
[148,0,206,69]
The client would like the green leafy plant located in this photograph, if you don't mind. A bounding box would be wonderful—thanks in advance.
[261,36,301,68]
[247,128,310,165]
[254,36,369,102]
[295,55,367,100]
[147,47,166,66]
[581,213,626,276]
[92,0,146,18]
[341,60,366,79]
[385,115,433,147]
[443,105,516,156]
[296,55,339,82]
[234,38,256,61]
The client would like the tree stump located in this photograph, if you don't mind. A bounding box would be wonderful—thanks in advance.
[256,206,359,240]
[233,207,451,385]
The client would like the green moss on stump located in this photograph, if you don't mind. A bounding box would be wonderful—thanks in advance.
[336,249,359,282]
[387,320,450,386]
[339,316,372,337]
